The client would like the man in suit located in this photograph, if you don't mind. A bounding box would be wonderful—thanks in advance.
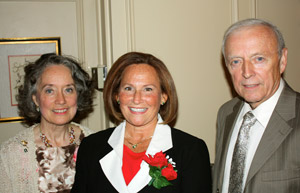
[213,18,300,193]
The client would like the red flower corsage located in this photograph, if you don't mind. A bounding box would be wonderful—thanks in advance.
[143,151,177,189]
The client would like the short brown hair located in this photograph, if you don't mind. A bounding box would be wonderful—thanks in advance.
[103,52,178,126]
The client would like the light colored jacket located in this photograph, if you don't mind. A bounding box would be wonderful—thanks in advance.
[213,83,300,193]
[0,122,93,193]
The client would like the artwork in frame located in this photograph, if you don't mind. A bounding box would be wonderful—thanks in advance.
[0,37,61,123]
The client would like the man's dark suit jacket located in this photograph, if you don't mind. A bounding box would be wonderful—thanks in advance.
[213,83,300,193]
[71,127,212,193]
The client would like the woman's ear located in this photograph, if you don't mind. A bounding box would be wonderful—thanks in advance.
[115,95,120,104]
[32,95,39,106]
[161,93,168,105]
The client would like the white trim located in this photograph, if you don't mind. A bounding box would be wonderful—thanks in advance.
[96,0,105,67]
[251,0,257,18]
[75,0,85,61]
[125,0,136,51]
[103,0,113,70]
[231,0,239,23]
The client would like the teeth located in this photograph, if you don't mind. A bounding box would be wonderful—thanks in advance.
[130,108,146,112]
[244,84,256,87]
[53,109,67,113]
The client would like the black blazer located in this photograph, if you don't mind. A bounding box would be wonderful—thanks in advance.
[71,127,212,193]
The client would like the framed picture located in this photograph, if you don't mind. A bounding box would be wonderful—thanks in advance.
[0,37,61,123]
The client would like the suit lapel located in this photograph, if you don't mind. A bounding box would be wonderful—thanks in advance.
[100,123,128,192]
[222,102,243,154]
[246,84,296,184]
[217,100,243,189]
[100,150,128,192]
[100,116,173,193]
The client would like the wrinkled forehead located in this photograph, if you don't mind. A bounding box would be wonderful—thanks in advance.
[228,25,277,44]
[225,25,278,54]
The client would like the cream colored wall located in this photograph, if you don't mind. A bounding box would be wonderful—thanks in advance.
[125,0,233,162]
[108,0,300,162]
[0,0,299,162]
[109,0,233,162]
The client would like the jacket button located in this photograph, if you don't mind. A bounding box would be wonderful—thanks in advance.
[216,188,220,193]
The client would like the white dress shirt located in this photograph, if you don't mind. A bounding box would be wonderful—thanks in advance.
[222,79,285,193]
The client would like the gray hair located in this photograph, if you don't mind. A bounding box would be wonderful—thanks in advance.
[222,18,286,60]
[17,53,95,126]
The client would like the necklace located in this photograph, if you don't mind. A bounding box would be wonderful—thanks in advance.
[39,126,75,147]
[125,135,153,149]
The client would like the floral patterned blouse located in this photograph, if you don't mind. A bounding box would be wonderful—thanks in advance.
[36,131,84,193]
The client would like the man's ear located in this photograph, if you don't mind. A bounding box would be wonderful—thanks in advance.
[279,48,288,74]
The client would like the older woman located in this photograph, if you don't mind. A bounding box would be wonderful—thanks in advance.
[71,52,212,193]
[0,53,95,193]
